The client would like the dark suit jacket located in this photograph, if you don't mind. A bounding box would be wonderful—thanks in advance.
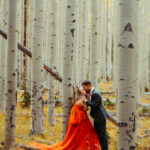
[86,88,108,123]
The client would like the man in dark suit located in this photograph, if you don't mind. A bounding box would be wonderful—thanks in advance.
[82,80,108,150]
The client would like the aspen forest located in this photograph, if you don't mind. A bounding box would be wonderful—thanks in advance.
[0,0,150,150]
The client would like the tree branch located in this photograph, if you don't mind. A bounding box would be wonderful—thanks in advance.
[107,111,118,126]
[43,63,62,82]
[1,142,40,150]
[17,42,32,58]
[0,27,7,39]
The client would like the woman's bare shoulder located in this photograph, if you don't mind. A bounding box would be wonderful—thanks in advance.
[75,99,84,106]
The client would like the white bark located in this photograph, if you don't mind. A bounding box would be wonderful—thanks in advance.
[4,0,18,148]
[17,0,24,88]
[47,0,58,126]
[26,0,33,93]
[143,0,150,89]
[106,0,113,80]
[117,0,139,149]
[90,0,99,88]
[62,0,76,138]
[113,0,119,98]
[30,0,44,135]
[100,0,107,82]
[0,0,8,111]
[80,0,89,82]
[77,0,82,85]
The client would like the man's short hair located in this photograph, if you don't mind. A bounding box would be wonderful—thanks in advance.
[82,80,92,86]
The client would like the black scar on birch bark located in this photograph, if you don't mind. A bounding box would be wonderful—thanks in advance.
[71,29,75,37]
[68,83,71,87]
[11,105,15,111]
[118,43,125,48]
[120,78,124,81]
[126,130,133,142]
[123,23,133,32]
[128,43,134,49]
[118,122,128,127]
[132,116,136,132]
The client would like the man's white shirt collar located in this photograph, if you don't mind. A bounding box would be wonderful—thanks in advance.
[90,87,94,95]
[89,87,94,101]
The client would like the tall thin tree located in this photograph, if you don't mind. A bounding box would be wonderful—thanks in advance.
[47,0,57,126]
[30,0,44,135]
[0,0,8,111]
[62,0,76,138]
[90,0,99,88]
[117,0,139,149]
[4,0,18,148]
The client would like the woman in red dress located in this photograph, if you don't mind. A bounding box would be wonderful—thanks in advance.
[31,88,101,150]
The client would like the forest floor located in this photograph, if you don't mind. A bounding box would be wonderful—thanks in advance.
[0,80,150,150]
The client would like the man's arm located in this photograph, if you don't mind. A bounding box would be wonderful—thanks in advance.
[85,93,101,108]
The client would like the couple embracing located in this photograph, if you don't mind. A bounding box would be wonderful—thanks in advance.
[31,80,108,150]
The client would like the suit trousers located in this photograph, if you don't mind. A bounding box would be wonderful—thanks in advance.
[94,120,108,150]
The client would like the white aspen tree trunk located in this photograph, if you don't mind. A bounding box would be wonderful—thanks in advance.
[0,0,3,110]
[30,0,44,135]
[57,0,63,96]
[73,0,80,85]
[77,0,83,85]
[4,0,18,148]
[62,0,76,138]
[113,0,119,98]
[97,0,102,83]
[100,0,107,82]
[55,0,61,95]
[137,0,144,96]
[47,0,57,126]
[18,0,24,88]
[106,0,112,81]
[97,0,103,82]
[117,0,139,149]
[26,0,33,94]
[80,0,89,82]
[0,0,8,111]
[0,0,2,110]
[138,1,146,94]
[42,0,48,92]
[90,0,99,88]
[112,0,119,117]
[143,0,150,89]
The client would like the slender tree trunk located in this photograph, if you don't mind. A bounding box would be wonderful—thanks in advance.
[47,0,57,126]
[73,0,79,85]
[90,0,99,88]
[17,0,24,88]
[62,0,76,138]
[106,0,113,81]
[117,0,139,149]
[143,0,150,89]
[4,0,18,148]
[80,0,89,82]
[113,0,119,99]
[0,0,8,111]
[30,0,44,135]
[26,0,33,94]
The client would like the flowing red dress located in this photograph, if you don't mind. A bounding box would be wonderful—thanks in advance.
[30,104,101,150]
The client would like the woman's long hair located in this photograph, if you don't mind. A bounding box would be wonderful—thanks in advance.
[72,85,82,104]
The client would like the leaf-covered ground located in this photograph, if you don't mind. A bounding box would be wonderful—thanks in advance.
[0,81,150,149]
